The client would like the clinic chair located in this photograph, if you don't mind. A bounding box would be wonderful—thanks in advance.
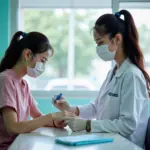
[145,117,150,150]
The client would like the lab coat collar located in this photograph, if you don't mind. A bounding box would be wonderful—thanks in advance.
[114,58,131,78]
[100,59,131,97]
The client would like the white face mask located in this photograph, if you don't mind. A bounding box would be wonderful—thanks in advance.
[27,62,45,78]
[96,44,116,61]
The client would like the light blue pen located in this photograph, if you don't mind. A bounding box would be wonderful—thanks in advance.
[55,93,62,101]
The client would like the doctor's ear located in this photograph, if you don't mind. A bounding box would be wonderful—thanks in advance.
[112,34,123,45]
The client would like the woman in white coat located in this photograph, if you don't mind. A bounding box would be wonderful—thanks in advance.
[53,10,149,148]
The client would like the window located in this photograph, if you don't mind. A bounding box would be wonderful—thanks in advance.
[17,0,150,114]
[20,8,112,91]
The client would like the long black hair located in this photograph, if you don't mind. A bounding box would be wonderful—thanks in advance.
[94,9,150,96]
[0,31,54,73]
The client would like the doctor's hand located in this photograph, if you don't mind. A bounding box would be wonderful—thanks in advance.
[52,95,71,112]
[65,118,87,132]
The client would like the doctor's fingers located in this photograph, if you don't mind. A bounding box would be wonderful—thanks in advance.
[64,119,73,125]
[52,95,58,105]
[52,95,64,104]
[52,95,57,101]
[68,123,77,131]
[64,119,76,126]
[52,98,56,105]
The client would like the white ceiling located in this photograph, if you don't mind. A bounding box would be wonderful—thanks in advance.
[19,0,112,8]
[19,0,150,8]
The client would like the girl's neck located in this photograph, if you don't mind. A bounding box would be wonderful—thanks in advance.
[12,61,27,79]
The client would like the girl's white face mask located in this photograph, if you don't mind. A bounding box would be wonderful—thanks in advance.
[26,54,45,78]
[27,62,45,78]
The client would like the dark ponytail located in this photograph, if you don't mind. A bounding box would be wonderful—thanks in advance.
[94,9,150,96]
[0,31,24,73]
[0,31,54,73]
[118,10,150,96]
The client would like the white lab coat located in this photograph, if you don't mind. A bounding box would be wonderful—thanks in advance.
[78,59,149,148]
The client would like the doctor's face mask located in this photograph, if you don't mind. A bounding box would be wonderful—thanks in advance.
[93,29,119,61]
